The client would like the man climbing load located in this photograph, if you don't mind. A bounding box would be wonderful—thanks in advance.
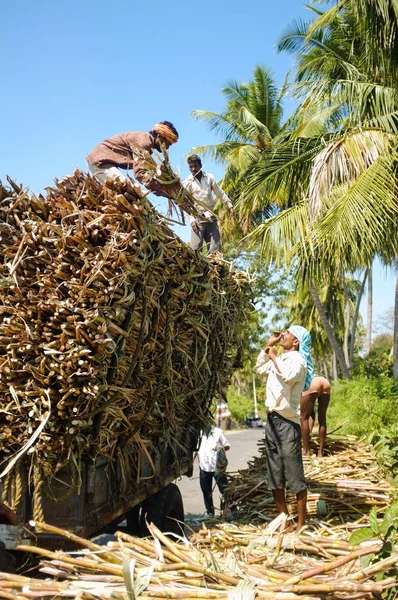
[86,121,179,196]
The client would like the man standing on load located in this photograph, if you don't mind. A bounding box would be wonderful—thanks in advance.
[183,155,235,254]
[86,121,179,197]
[256,326,311,532]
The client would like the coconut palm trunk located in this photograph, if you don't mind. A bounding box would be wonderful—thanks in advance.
[343,274,351,369]
[350,268,368,364]
[394,272,398,381]
[309,281,352,380]
[364,266,373,356]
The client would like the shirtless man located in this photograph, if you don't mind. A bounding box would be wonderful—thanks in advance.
[300,376,331,457]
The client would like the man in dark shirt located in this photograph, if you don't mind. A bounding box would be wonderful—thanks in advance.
[86,121,178,197]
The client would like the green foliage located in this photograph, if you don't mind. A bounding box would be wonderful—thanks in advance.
[348,501,398,590]
[226,387,266,424]
[353,334,393,378]
[369,425,398,484]
[327,376,398,438]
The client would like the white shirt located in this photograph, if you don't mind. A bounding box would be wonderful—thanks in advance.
[198,427,229,472]
[255,349,307,424]
[182,172,232,223]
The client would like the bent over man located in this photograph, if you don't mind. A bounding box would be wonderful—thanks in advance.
[300,376,331,457]
[256,327,310,532]
[86,121,179,197]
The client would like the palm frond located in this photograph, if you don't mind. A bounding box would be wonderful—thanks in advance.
[309,129,393,217]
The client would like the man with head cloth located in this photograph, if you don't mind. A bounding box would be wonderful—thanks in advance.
[256,326,313,532]
[86,121,179,196]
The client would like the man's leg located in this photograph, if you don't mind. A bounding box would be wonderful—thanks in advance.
[87,162,125,183]
[296,489,307,532]
[265,415,288,523]
[309,409,316,434]
[199,468,214,514]
[300,391,318,455]
[281,418,307,532]
[207,220,221,253]
[214,472,228,511]
[317,393,331,457]
[191,222,205,252]
[272,489,289,516]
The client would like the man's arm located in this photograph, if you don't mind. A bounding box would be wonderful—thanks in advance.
[275,354,307,385]
[182,178,196,224]
[209,175,234,212]
[256,332,284,377]
[255,349,271,377]
[219,431,230,450]
[133,159,169,197]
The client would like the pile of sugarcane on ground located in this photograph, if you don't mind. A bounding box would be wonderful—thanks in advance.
[0,436,395,599]
[0,168,252,517]
[224,434,393,529]
[2,512,397,599]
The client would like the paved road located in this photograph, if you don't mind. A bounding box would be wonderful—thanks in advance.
[178,427,264,519]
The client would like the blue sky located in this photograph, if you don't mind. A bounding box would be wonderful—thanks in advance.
[1,0,395,327]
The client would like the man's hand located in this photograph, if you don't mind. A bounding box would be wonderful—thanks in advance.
[229,206,237,219]
[192,221,200,235]
[264,332,282,350]
[268,346,278,359]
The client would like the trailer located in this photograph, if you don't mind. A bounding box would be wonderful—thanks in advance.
[0,424,200,557]
[0,171,251,569]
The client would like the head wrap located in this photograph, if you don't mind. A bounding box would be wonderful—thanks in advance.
[152,123,178,145]
[288,325,314,391]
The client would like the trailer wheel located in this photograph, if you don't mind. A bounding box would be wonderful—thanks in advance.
[140,484,184,537]
[0,542,16,573]
[125,504,141,536]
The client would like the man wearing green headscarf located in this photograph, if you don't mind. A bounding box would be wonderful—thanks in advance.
[256,326,312,532]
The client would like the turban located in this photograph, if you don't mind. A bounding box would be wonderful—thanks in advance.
[288,325,314,391]
[153,123,178,145]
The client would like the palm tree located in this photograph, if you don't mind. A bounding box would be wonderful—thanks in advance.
[242,0,398,375]
[192,2,398,378]
[191,65,286,219]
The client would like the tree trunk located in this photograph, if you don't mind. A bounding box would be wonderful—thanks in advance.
[332,351,338,381]
[394,272,398,381]
[343,274,351,369]
[350,268,368,364]
[322,358,330,380]
[364,266,373,356]
[309,281,352,380]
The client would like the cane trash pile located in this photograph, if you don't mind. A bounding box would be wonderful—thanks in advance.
[0,434,393,599]
[225,435,393,526]
[0,170,252,517]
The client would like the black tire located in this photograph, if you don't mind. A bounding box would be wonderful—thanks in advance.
[140,484,184,538]
[0,542,16,573]
[125,504,141,536]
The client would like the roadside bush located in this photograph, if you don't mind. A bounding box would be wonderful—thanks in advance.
[352,334,393,378]
[327,376,398,438]
[369,425,398,484]
[227,387,266,424]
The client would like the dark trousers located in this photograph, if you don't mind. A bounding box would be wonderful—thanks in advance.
[199,468,227,514]
[191,220,221,253]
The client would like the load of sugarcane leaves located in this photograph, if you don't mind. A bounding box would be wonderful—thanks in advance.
[0,172,252,499]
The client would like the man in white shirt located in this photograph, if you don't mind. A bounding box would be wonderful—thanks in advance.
[183,155,234,254]
[198,426,230,517]
[256,327,310,532]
